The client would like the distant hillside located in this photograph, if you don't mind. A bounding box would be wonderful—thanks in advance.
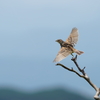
[0,87,93,100]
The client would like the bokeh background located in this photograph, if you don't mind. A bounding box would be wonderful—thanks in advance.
[0,0,100,99]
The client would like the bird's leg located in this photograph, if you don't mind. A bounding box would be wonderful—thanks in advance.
[71,53,74,57]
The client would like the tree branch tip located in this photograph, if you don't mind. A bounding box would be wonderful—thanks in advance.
[56,63,61,66]
[82,67,86,70]
[75,55,77,59]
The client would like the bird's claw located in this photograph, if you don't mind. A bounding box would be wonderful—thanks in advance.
[71,53,74,57]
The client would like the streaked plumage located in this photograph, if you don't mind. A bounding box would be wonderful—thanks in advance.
[53,27,84,62]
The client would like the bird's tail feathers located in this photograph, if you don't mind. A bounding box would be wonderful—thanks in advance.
[74,49,84,55]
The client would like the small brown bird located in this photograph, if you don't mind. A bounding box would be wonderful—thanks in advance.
[53,27,84,62]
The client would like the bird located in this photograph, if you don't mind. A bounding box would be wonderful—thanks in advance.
[53,27,84,62]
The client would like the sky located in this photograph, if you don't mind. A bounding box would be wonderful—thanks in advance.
[0,0,100,96]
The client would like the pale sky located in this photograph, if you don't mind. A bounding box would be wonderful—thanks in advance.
[0,0,100,96]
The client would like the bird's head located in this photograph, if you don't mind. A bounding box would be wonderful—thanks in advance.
[56,39,64,44]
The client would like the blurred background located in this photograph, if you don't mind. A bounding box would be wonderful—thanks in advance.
[0,0,100,100]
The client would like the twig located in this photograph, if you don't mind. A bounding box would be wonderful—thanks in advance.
[56,63,84,78]
[56,55,100,100]
[71,55,86,75]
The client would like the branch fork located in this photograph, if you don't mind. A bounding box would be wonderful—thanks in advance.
[56,55,100,100]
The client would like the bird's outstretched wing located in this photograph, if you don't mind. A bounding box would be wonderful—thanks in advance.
[66,28,78,46]
[53,47,72,62]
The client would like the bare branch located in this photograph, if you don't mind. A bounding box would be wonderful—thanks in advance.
[56,63,83,77]
[56,55,100,100]
[71,55,86,75]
